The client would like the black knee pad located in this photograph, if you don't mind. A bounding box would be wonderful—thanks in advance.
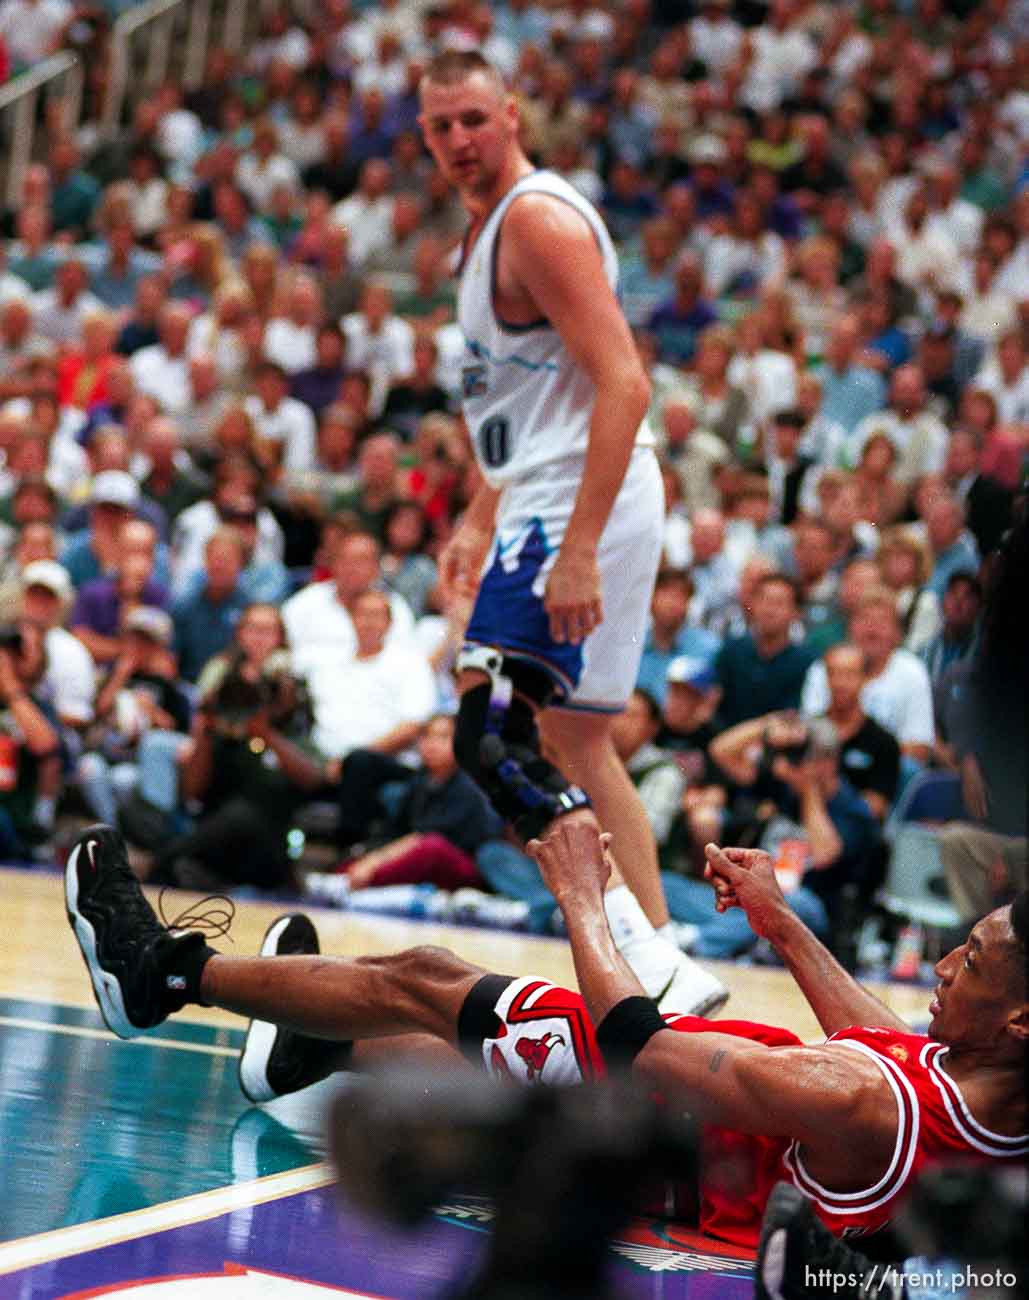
[454,672,591,842]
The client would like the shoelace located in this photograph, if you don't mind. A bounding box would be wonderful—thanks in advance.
[158,890,236,943]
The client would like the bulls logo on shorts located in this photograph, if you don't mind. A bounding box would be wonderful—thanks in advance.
[514,1032,566,1082]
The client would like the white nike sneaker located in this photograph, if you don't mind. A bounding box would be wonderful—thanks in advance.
[652,949,729,1017]
[620,930,729,1017]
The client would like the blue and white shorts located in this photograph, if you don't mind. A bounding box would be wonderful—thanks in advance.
[464,447,664,713]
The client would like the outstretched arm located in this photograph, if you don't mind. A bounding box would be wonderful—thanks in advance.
[528,821,647,1021]
[703,844,910,1037]
[528,822,894,1149]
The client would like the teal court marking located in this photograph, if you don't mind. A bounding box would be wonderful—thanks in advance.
[0,996,324,1247]
[0,997,241,1056]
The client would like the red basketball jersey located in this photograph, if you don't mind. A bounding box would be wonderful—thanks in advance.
[480,981,1028,1249]
[687,1020,1029,1247]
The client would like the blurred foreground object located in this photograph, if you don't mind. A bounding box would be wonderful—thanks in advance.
[330,1068,698,1300]
[755,1164,1027,1299]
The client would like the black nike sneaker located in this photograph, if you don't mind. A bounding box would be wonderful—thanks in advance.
[65,824,220,1039]
[756,1182,904,1299]
[238,913,350,1104]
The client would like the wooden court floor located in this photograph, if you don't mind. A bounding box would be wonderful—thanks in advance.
[0,865,932,1300]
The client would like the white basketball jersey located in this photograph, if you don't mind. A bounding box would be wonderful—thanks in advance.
[457,170,652,492]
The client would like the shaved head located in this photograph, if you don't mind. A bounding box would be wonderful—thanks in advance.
[419,50,506,103]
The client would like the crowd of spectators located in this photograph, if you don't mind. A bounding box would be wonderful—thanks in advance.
[0,0,1026,971]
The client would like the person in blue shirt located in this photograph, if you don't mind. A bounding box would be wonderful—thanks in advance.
[171,527,250,681]
[601,158,659,244]
[83,220,163,311]
[922,571,981,688]
[647,251,719,365]
[60,472,173,590]
[715,573,816,727]
[816,314,887,434]
[857,290,912,372]
[636,569,721,706]
[687,136,736,222]
[617,217,679,329]
[925,495,980,600]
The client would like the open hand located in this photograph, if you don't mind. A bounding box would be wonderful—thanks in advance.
[544,547,603,644]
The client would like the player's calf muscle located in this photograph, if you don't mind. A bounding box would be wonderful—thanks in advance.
[378,945,488,1040]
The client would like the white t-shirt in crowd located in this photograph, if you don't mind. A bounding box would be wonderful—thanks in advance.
[282,578,416,677]
[974,358,1029,427]
[848,409,949,485]
[688,13,743,73]
[243,394,317,471]
[263,319,317,375]
[330,194,395,266]
[130,345,192,417]
[801,648,935,748]
[235,153,300,214]
[31,287,104,345]
[306,642,437,758]
[45,625,96,724]
[726,347,797,423]
[0,0,71,65]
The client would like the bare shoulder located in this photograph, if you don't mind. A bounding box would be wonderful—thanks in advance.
[502,191,598,255]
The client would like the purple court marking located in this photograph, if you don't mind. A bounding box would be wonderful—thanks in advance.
[5,1188,754,1299]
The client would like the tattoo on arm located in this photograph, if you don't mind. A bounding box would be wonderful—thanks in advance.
[709,1048,726,1074]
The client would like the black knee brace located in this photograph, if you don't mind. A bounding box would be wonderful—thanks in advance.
[454,656,591,842]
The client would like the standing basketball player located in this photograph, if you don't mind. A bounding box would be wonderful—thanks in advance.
[419,51,724,1013]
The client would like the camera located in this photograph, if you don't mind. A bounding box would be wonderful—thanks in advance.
[770,736,811,766]
[0,625,23,655]
[203,651,304,739]
[212,667,272,730]
[763,715,811,767]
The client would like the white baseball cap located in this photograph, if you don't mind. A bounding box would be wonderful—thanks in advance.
[91,470,140,509]
[21,559,73,603]
[124,605,173,646]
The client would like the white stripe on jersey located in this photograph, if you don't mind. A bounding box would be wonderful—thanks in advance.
[783,1039,920,1216]
[921,1043,1029,1157]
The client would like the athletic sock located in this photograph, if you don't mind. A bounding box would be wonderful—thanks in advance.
[174,937,218,1006]
[604,885,679,999]
[605,886,727,1012]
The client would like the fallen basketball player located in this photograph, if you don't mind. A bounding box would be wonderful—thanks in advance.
[65,822,1027,1249]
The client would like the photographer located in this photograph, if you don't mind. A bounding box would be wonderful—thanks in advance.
[711,711,881,941]
[0,621,61,860]
[152,603,326,890]
[77,607,190,829]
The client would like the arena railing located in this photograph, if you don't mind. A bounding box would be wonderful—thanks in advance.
[101,0,316,134]
[101,0,191,133]
[0,53,85,207]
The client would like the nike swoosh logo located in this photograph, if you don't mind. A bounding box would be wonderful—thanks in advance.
[86,841,97,873]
